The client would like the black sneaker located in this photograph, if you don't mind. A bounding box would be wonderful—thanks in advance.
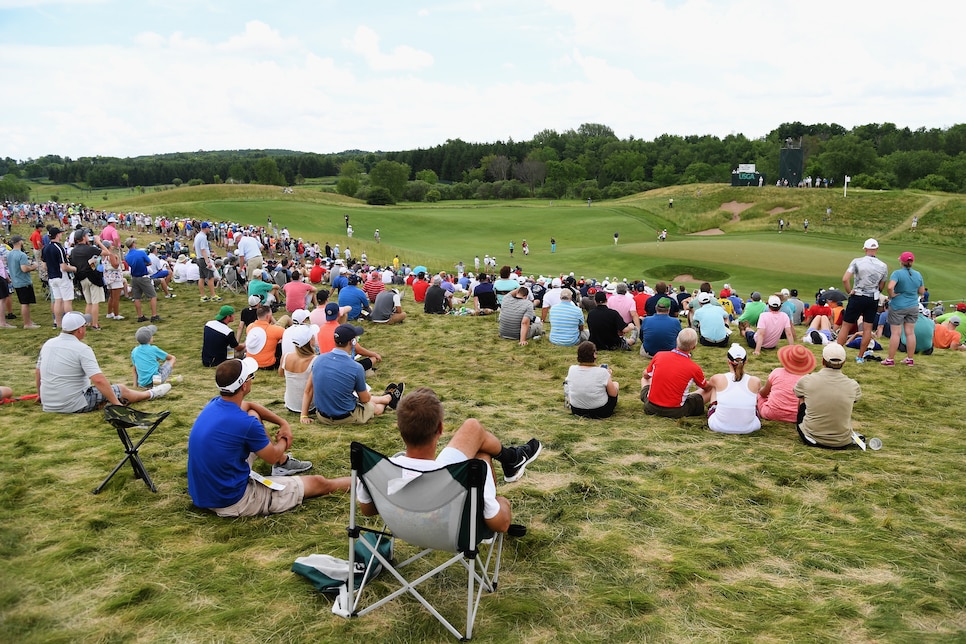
[150,315,162,322]
[137,316,149,323]
[386,382,405,410]
[809,330,822,344]
[503,438,542,483]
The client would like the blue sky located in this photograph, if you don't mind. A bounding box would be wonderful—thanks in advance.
[1,0,962,160]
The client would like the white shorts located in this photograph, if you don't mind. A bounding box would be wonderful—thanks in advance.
[49,276,74,301]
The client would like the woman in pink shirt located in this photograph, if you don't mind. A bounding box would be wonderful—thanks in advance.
[757,344,815,423]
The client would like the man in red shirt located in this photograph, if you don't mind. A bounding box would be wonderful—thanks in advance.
[640,327,713,418]
[411,272,430,303]
[29,223,44,259]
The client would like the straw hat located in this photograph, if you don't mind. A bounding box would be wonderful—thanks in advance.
[777,344,816,376]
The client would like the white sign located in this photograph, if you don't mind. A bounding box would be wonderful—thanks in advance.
[737,163,756,173]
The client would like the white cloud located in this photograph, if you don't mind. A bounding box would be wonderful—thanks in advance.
[343,25,434,72]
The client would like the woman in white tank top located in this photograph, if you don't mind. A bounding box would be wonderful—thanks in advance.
[707,343,762,434]
[279,329,318,414]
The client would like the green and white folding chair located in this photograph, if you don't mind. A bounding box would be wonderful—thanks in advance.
[333,441,504,640]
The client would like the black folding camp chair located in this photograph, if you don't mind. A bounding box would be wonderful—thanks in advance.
[333,442,504,640]
[92,405,170,494]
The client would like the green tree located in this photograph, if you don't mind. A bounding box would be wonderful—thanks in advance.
[369,160,410,200]
[366,186,395,205]
[415,169,439,184]
[228,163,247,183]
[254,157,285,185]
[336,177,360,197]
[0,175,30,200]
[340,159,363,179]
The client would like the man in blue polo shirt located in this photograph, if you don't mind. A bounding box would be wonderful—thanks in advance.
[124,237,161,323]
[548,290,588,346]
[302,324,401,425]
[640,297,683,358]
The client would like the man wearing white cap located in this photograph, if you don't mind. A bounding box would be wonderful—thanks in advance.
[793,343,862,449]
[36,311,171,413]
[837,238,888,363]
[187,357,346,517]
[752,295,796,355]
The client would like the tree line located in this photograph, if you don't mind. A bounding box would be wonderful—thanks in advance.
[2,121,966,203]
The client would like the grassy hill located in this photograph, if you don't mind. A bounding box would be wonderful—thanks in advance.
[2,186,964,642]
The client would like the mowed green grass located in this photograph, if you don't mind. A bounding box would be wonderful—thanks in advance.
[2,185,965,642]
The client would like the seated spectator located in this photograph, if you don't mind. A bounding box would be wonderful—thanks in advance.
[707,343,761,434]
[356,387,542,533]
[424,275,451,314]
[411,272,430,302]
[337,274,372,320]
[279,325,319,414]
[363,270,385,303]
[758,344,816,423]
[587,291,635,350]
[548,290,588,346]
[186,358,345,517]
[608,282,641,342]
[752,295,796,355]
[302,324,400,425]
[370,288,407,324]
[692,292,731,347]
[564,341,619,419]
[282,271,317,314]
[639,328,713,418]
[499,285,543,345]
[793,343,862,449]
[472,273,497,315]
[36,311,171,413]
[640,297,682,358]
[493,265,519,306]
[131,324,178,388]
[737,291,766,326]
[202,305,246,367]
[247,272,278,307]
[644,281,680,317]
[245,305,286,370]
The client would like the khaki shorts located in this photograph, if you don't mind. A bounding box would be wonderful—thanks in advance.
[316,400,375,425]
[211,476,305,517]
[246,256,264,276]
[82,279,106,304]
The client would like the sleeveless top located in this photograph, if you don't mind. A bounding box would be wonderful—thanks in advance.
[708,373,761,434]
[282,354,317,412]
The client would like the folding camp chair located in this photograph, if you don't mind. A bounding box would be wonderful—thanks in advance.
[93,405,170,494]
[333,442,504,640]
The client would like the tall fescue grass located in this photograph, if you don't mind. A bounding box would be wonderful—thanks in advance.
[2,188,965,642]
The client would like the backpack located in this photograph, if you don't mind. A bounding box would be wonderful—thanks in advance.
[291,531,392,593]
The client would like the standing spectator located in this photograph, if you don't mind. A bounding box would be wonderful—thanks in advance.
[194,222,221,303]
[6,235,41,328]
[70,229,110,329]
[882,252,925,366]
[103,241,125,321]
[837,238,888,363]
[757,344,815,423]
[124,238,161,323]
[41,226,75,329]
[707,344,762,434]
[236,231,264,278]
[793,344,862,449]
[565,341,619,419]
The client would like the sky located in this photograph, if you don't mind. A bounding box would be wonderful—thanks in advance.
[1,0,963,161]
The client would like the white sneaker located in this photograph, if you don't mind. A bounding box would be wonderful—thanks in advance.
[114,314,125,320]
[106,313,115,319]
[149,383,172,399]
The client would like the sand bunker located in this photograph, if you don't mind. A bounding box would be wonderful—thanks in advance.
[767,206,799,215]
[672,274,694,282]
[720,201,755,215]
[690,228,725,236]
